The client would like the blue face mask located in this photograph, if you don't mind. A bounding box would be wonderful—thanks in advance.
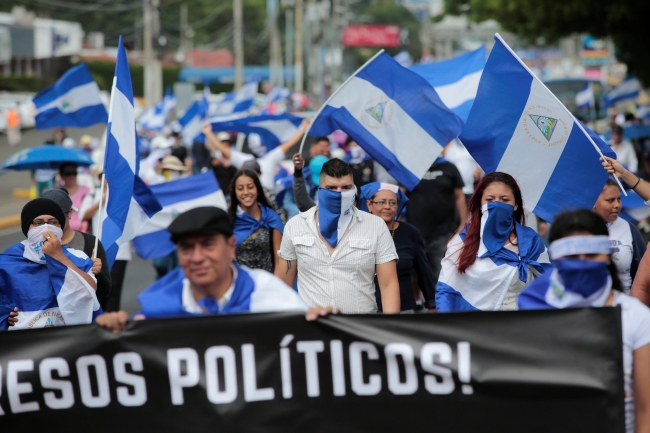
[478,201,515,256]
[554,259,610,298]
[318,188,356,247]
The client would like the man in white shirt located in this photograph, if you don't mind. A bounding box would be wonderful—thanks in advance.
[610,125,638,174]
[276,158,400,314]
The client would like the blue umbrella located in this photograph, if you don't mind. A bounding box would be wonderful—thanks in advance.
[1,145,94,171]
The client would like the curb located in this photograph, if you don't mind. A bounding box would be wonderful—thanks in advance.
[0,214,21,230]
[13,188,31,199]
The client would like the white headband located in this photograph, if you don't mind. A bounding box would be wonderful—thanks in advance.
[548,235,612,261]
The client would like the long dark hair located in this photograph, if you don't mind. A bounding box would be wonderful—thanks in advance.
[549,209,623,292]
[228,169,271,220]
[457,172,525,274]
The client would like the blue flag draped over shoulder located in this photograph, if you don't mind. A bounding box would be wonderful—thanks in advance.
[233,205,284,247]
[459,34,615,223]
[32,63,108,129]
[0,243,101,330]
[436,203,551,312]
[101,36,162,269]
[308,52,463,191]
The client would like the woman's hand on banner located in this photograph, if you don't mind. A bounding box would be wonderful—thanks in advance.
[7,307,18,326]
[305,306,337,321]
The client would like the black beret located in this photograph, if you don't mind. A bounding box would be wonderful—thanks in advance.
[21,198,66,236]
[168,207,233,243]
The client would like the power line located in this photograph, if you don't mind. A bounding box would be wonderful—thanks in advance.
[25,0,140,13]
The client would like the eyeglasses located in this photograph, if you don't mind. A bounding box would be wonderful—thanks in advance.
[31,219,61,227]
[371,200,398,208]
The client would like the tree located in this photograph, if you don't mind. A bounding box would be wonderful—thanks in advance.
[444,0,650,85]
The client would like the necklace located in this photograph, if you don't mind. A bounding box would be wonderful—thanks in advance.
[389,221,397,238]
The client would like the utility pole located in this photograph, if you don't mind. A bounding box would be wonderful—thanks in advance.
[284,7,294,87]
[294,0,303,92]
[180,3,188,57]
[233,0,244,89]
[268,0,284,86]
[143,0,162,108]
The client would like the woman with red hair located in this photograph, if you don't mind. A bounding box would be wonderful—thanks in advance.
[436,172,552,312]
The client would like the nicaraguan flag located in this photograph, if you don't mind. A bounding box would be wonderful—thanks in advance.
[459,34,615,223]
[132,171,227,260]
[605,76,640,107]
[621,190,650,222]
[214,80,258,115]
[32,63,108,129]
[101,36,162,268]
[263,86,291,106]
[178,91,209,146]
[410,46,485,122]
[0,244,100,330]
[436,209,551,312]
[308,52,463,191]
[139,89,177,131]
[208,113,303,151]
[575,83,595,109]
[317,188,356,247]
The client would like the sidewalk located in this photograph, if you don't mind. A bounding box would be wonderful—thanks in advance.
[0,193,28,230]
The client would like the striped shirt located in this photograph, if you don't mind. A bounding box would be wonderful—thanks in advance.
[279,206,398,313]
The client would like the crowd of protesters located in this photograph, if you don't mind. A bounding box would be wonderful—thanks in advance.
[5,109,650,431]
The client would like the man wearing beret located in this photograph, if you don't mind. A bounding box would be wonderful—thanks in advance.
[97,207,330,333]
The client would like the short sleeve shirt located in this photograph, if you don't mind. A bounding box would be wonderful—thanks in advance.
[279,206,398,313]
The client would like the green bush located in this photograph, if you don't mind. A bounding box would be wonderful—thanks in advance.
[0,76,54,92]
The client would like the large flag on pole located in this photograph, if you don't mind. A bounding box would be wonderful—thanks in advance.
[459,34,615,223]
[410,46,486,122]
[32,64,108,129]
[101,36,162,268]
[307,51,464,191]
[132,171,227,260]
[213,80,258,115]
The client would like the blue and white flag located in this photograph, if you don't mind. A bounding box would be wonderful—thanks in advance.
[32,63,108,130]
[139,90,177,131]
[137,264,306,318]
[214,80,258,115]
[178,90,209,146]
[436,214,551,312]
[132,171,227,260]
[576,82,595,109]
[308,52,464,191]
[263,86,291,106]
[621,190,650,222]
[410,46,485,122]
[605,76,640,107]
[208,113,303,150]
[101,36,162,268]
[459,34,616,223]
[0,243,100,330]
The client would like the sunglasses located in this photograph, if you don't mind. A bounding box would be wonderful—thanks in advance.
[61,171,77,176]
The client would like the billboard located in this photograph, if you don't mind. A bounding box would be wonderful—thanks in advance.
[342,25,401,48]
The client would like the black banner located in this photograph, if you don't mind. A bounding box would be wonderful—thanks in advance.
[0,308,624,432]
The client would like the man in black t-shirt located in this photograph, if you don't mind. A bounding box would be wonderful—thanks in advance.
[407,158,467,287]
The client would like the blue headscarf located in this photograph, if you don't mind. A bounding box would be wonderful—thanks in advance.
[233,205,284,247]
[358,182,408,220]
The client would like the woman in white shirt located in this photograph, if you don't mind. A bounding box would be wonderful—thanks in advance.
[592,178,646,293]
[518,209,650,433]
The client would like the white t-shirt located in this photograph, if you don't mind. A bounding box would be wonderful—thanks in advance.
[611,140,638,174]
[230,146,286,190]
[444,140,478,195]
[608,217,634,293]
[613,292,650,433]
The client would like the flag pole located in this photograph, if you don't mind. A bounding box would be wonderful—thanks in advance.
[298,49,386,154]
[494,33,627,196]
[93,173,106,259]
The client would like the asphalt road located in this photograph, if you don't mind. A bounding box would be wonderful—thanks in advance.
[0,226,157,316]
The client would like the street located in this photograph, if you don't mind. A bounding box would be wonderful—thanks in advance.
[0,124,157,316]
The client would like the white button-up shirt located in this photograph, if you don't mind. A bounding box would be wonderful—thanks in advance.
[279,206,398,313]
